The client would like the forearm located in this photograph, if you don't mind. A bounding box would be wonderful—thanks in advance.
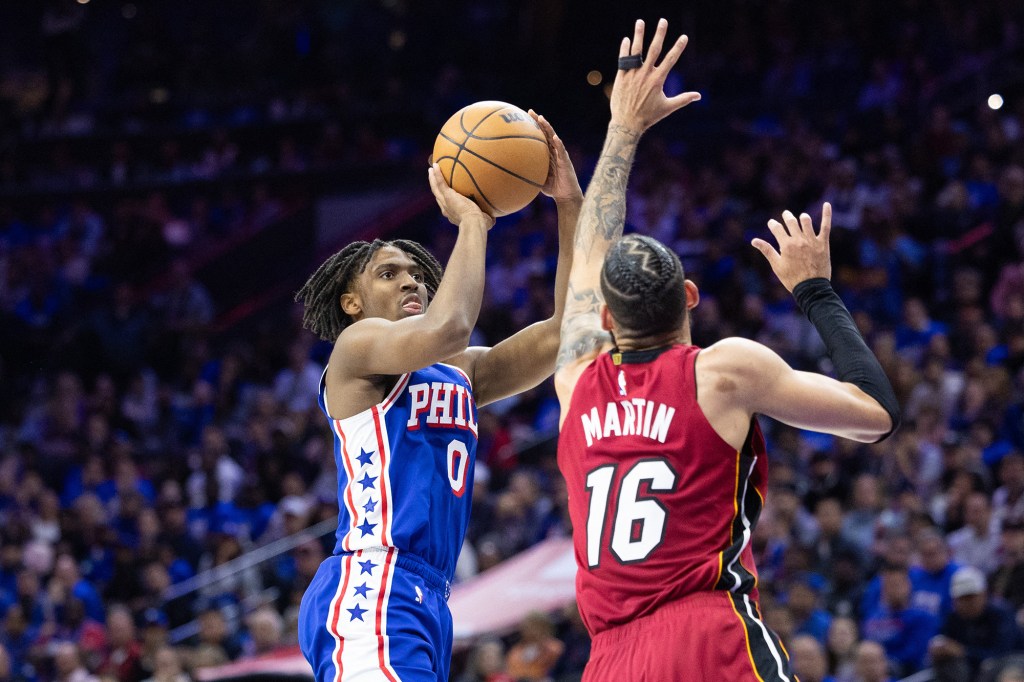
[473,319,561,406]
[426,217,490,337]
[793,278,901,440]
[550,197,581,319]
[575,124,642,264]
[552,127,637,371]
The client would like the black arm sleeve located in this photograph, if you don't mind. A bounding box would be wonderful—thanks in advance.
[792,278,901,441]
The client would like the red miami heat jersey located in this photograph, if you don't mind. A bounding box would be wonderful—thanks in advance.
[558,344,769,636]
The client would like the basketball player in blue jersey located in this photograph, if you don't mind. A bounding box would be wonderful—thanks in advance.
[294,113,582,681]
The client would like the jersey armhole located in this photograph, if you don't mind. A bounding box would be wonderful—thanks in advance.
[693,349,701,402]
[319,366,331,415]
[320,364,409,421]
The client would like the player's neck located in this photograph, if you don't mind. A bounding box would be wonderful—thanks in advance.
[614,329,690,353]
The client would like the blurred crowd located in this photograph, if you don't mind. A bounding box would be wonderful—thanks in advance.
[1,0,1024,681]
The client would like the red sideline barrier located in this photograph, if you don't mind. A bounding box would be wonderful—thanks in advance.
[194,646,313,681]
[449,536,577,642]
[195,538,576,679]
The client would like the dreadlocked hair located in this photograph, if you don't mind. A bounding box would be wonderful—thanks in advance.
[295,238,443,341]
[600,234,687,337]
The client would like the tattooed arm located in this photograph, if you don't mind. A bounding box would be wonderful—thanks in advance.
[554,18,700,422]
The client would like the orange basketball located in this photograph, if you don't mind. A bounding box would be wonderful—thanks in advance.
[432,101,549,217]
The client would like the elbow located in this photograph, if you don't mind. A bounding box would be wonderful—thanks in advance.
[428,316,474,357]
[447,316,475,349]
[868,403,901,443]
[886,404,903,436]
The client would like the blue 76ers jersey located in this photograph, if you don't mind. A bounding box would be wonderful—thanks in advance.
[319,363,478,581]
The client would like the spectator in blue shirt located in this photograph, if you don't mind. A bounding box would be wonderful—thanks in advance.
[862,563,939,676]
[908,529,961,620]
[788,573,833,643]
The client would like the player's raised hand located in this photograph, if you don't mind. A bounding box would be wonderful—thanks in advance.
[428,163,494,229]
[752,203,833,292]
[611,19,701,133]
[528,110,583,204]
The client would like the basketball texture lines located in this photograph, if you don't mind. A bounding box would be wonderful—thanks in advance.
[433,101,549,216]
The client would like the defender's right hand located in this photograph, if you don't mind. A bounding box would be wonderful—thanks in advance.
[752,203,834,292]
[610,19,701,133]
[428,163,494,230]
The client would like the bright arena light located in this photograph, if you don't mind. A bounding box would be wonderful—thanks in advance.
[988,94,1004,110]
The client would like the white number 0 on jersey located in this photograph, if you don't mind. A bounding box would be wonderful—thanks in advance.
[447,440,469,497]
[585,459,677,566]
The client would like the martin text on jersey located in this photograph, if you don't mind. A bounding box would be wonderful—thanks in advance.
[579,399,676,447]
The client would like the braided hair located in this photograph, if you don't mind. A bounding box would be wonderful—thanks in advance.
[295,239,443,341]
[600,234,687,337]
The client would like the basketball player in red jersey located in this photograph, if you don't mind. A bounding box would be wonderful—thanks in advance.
[554,19,901,681]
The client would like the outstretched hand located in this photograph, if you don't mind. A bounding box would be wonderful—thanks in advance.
[752,203,833,292]
[611,19,701,133]
[528,110,583,204]
[428,163,495,229]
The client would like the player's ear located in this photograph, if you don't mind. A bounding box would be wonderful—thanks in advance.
[340,291,362,317]
[684,280,700,310]
[600,305,615,332]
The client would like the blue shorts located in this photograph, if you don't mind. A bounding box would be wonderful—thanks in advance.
[299,548,453,682]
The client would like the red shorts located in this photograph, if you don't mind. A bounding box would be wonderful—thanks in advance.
[584,591,795,682]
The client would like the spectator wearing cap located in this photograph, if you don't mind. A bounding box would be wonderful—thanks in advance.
[947,491,1001,574]
[861,563,938,676]
[908,529,961,620]
[260,494,312,545]
[929,565,1020,681]
[991,520,1024,610]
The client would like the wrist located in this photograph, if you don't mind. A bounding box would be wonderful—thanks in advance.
[607,120,644,139]
[459,213,493,230]
[553,193,584,206]
[792,278,833,313]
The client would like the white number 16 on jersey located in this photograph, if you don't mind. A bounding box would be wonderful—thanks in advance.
[585,459,677,567]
